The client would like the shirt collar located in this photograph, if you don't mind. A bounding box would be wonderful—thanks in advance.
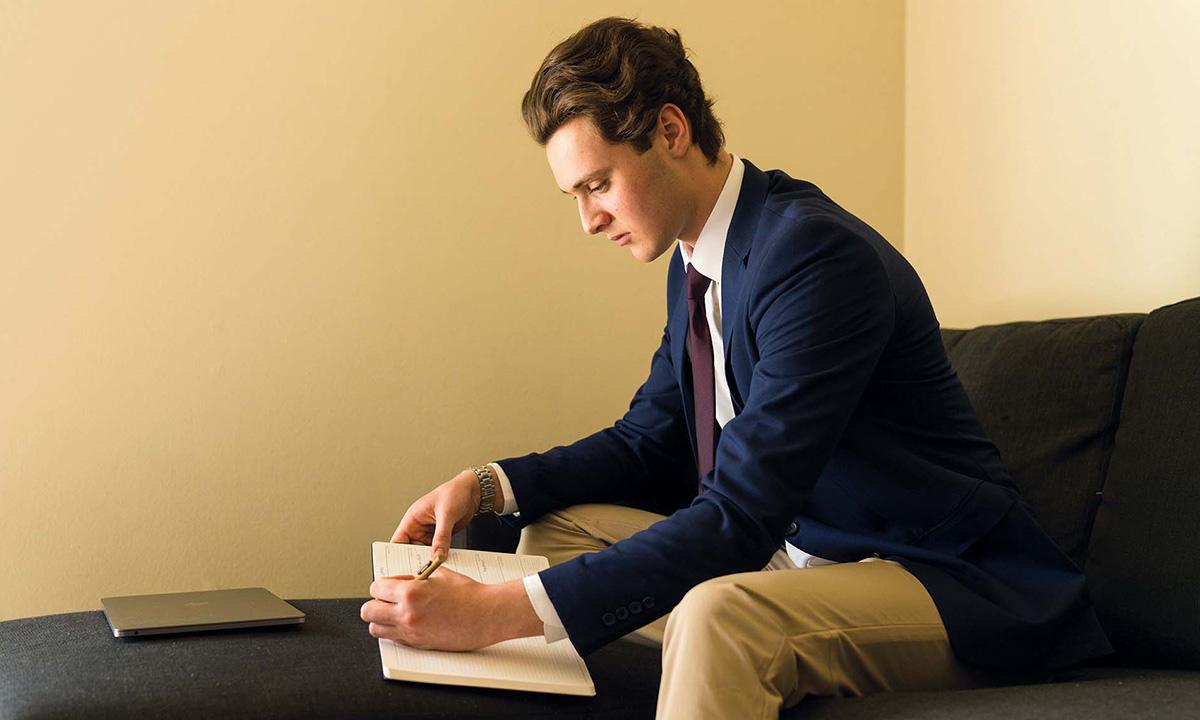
[679,152,744,285]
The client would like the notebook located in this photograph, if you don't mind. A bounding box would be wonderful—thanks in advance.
[370,542,595,696]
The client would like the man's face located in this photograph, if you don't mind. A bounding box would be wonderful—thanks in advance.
[546,117,683,263]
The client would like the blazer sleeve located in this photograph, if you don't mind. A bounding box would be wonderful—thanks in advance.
[495,282,698,527]
[537,219,898,655]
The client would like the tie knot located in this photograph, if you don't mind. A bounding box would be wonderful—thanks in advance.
[686,264,712,301]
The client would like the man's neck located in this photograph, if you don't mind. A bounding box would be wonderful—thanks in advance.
[678,149,734,254]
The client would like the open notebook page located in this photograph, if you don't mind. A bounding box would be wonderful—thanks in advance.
[370,542,595,696]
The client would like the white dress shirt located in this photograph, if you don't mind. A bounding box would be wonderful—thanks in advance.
[493,153,835,644]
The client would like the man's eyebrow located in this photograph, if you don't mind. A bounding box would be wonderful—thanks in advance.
[560,167,612,195]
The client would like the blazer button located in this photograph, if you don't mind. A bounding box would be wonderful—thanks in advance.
[785,522,798,536]
[602,612,616,626]
[615,607,629,621]
[642,596,655,609]
[629,600,643,614]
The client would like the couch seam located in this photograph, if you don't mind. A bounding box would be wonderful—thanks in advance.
[1081,314,1146,571]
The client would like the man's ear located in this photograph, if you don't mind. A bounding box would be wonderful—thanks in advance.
[658,103,691,157]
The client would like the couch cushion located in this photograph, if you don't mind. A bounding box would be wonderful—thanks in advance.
[6,601,1195,720]
[940,314,1143,565]
[790,668,1200,719]
[0,599,663,719]
[1085,296,1200,669]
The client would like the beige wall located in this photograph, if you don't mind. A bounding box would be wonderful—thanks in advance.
[0,1,904,620]
[906,0,1200,327]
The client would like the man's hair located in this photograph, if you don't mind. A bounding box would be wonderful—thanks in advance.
[521,17,725,165]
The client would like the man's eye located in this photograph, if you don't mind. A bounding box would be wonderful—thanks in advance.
[588,181,608,194]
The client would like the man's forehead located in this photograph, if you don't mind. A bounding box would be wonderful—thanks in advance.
[547,119,617,193]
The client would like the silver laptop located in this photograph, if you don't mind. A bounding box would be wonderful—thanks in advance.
[101,587,305,637]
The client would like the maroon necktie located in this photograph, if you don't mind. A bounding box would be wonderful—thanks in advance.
[686,264,718,483]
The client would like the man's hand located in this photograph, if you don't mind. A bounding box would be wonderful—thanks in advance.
[360,569,542,650]
[391,467,506,561]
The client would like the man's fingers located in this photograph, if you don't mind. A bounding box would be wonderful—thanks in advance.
[392,507,419,543]
[361,599,388,623]
[361,597,408,624]
[392,502,437,545]
[370,577,414,602]
[393,521,436,546]
[368,622,419,646]
[368,622,389,639]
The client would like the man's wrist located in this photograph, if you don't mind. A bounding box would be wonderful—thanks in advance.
[461,470,482,510]
[483,579,543,644]
[470,465,496,514]
[487,463,506,513]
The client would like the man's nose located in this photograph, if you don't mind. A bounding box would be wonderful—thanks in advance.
[579,200,610,235]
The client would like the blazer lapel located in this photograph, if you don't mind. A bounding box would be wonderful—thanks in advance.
[669,158,770,441]
[668,247,695,439]
[720,159,769,405]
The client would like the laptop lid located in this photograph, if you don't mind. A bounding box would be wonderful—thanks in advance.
[101,587,305,637]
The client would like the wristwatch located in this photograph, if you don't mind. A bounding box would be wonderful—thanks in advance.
[471,465,496,515]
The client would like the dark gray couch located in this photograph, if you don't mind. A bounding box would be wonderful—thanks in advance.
[3,297,1198,719]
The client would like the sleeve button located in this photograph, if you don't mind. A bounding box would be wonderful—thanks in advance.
[629,601,642,614]
[785,522,798,536]
[601,612,616,626]
[642,596,655,609]
[615,607,629,620]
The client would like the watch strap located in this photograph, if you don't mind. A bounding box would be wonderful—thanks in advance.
[471,465,496,515]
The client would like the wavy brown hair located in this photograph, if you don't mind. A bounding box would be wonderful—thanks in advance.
[521,17,725,165]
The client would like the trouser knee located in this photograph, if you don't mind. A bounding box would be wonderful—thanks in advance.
[514,509,605,566]
[515,514,564,557]
[665,575,760,644]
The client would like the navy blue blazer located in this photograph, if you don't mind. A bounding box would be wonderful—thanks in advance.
[499,159,1112,672]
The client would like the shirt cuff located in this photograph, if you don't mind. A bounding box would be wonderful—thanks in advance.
[489,462,519,516]
[522,572,569,643]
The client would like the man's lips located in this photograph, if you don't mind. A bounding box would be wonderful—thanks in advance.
[611,233,630,246]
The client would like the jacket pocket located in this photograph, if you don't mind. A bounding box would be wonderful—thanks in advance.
[911,480,1017,556]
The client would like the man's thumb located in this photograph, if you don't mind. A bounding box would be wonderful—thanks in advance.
[431,510,453,560]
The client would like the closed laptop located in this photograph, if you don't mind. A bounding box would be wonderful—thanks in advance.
[101,587,305,637]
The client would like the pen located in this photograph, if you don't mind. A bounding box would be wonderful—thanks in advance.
[413,553,445,581]
[378,551,445,582]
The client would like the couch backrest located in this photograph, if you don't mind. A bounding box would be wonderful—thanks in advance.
[478,313,1156,567]
[941,314,1144,566]
[1084,296,1200,669]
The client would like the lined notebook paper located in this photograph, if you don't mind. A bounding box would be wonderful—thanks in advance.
[370,542,595,696]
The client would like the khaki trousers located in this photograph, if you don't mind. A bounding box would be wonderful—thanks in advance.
[517,504,1006,720]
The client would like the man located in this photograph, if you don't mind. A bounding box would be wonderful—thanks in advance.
[360,17,1112,718]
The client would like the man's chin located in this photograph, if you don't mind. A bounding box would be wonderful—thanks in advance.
[631,242,671,264]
